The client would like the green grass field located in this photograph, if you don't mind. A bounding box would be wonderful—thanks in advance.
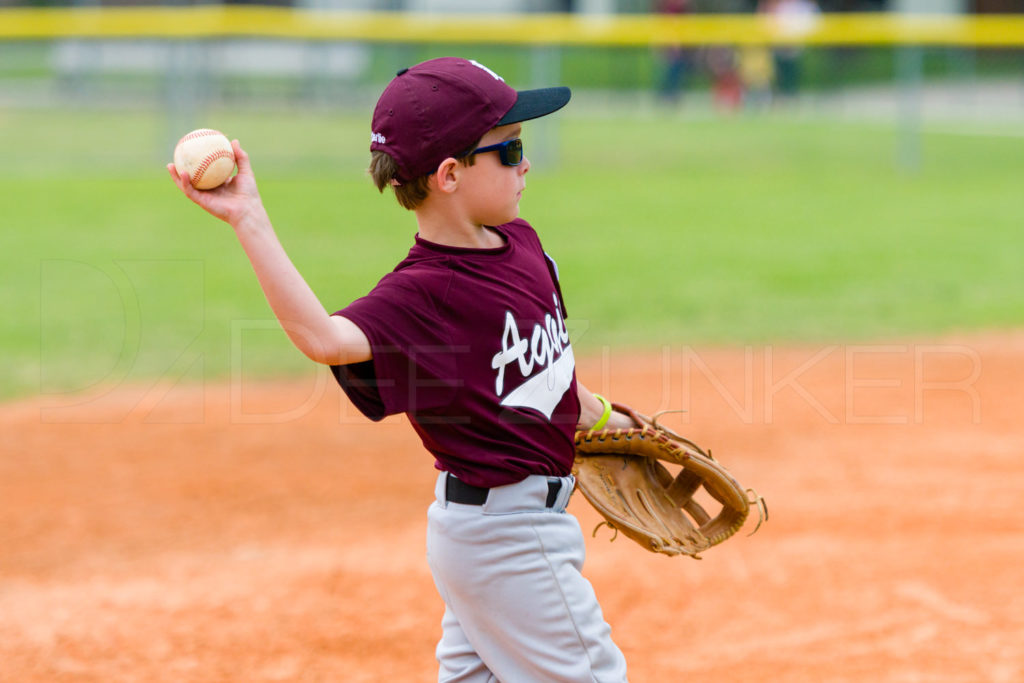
[1,106,1021,400]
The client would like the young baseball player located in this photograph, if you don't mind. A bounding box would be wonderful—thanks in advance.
[168,56,633,682]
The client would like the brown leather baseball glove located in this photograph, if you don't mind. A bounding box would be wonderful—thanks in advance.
[573,403,766,559]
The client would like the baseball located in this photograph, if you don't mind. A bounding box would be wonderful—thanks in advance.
[173,128,236,190]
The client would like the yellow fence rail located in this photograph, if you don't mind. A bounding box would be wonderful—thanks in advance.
[3,8,1024,47]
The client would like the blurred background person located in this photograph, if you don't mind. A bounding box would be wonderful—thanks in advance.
[706,45,743,111]
[655,0,697,105]
[739,43,776,110]
[761,0,821,100]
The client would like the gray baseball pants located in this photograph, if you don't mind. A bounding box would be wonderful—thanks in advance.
[426,472,628,683]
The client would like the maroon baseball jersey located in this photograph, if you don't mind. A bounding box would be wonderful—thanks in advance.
[331,219,579,488]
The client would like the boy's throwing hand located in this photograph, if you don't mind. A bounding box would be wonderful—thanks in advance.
[167,139,267,230]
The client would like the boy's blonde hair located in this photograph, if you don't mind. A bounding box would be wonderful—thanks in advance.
[369,149,475,211]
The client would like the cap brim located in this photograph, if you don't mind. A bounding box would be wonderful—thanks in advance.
[497,86,572,126]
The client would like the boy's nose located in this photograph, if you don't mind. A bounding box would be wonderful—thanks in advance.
[520,156,530,174]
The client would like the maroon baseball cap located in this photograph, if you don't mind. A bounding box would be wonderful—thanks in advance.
[370,57,571,182]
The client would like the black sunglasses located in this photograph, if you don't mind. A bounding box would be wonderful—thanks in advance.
[467,138,524,166]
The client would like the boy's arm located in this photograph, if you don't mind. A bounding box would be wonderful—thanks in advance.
[167,140,370,366]
[576,381,636,431]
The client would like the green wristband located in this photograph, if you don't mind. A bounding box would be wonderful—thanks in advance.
[592,394,613,431]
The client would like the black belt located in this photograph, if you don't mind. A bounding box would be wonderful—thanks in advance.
[445,475,562,508]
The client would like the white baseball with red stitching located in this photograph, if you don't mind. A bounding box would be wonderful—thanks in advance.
[173,128,236,190]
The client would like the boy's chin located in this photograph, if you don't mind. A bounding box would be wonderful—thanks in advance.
[486,208,518,226]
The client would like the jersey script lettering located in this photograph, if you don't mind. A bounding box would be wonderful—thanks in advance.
[490,293,574,420]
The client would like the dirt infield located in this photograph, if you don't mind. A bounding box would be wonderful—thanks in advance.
[2,335,1022,682]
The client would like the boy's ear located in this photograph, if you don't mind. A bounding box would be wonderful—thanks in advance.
[434,157,461,194]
